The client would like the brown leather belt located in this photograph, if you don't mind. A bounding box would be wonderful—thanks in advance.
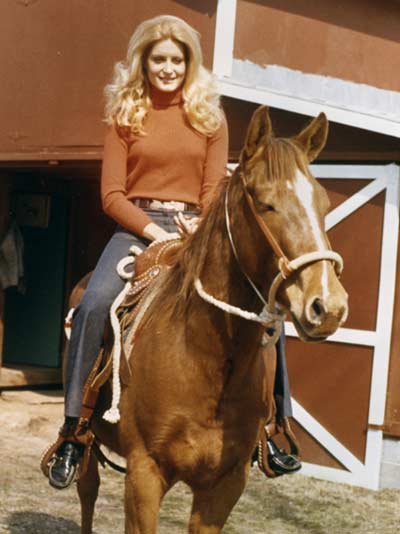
[132,198,198,212]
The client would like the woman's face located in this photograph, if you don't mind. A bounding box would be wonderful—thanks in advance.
[146,38,186,93]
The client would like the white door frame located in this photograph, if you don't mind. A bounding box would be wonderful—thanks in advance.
[287,163,400,489]
[213,0,400,137]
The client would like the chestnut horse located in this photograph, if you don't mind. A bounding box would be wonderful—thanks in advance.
[76,107,348,533]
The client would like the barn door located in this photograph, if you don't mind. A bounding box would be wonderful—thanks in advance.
[285,164,400,489]
[3,192,69,367]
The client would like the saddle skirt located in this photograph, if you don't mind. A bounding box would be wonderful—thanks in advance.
[117,238,182,378]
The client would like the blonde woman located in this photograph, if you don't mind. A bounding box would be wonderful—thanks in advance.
[47,15,300,489]
[48,15,228,489]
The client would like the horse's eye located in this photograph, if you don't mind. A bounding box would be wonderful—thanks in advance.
[258,202,276,213]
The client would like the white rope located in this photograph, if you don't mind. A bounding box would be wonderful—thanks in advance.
[102,280,133,423]
[194,278,284,326]
[103,245,144,424]
[267,250,343,314]
[103,236,180,424]
[289,250,343,275]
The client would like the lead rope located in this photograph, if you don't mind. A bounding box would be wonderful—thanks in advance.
[102,244,142,423]
[103,235,181,424]
[194,279,283,327]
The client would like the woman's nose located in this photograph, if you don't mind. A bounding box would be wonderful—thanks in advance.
[162,60,173,73]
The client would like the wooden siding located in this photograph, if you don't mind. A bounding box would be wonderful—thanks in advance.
[235,0,400,92]
[0,0,217,159]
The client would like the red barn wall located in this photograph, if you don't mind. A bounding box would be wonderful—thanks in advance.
[235,0,400,92]
[0,0,217,158]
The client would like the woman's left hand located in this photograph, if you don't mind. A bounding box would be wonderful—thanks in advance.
[174,212,201,236]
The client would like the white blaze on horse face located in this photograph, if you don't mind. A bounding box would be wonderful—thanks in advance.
[293,169,330,299]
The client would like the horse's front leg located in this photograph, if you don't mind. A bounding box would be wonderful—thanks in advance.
[188,461,250,534]
[77,452,100,534]
[125,451,170,534]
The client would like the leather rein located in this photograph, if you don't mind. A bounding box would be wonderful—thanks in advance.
[195,170,343,345]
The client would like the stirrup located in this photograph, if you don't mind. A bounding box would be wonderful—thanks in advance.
[265,437,301,476]
[41,419,95,483]
[256,417,301,478]
[48,442,82,489]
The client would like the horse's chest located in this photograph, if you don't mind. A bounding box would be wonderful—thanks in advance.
[163,418,257,485]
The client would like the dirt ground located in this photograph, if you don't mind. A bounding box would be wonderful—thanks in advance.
[0,389,399,534]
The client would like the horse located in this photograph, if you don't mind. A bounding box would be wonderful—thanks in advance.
[75,106,348,534]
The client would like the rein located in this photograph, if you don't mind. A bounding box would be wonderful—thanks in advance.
[195,171,343,345]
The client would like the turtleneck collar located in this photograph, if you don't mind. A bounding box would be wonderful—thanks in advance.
[150,86,183,109]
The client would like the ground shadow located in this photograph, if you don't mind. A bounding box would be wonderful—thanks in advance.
[7,511,80,534]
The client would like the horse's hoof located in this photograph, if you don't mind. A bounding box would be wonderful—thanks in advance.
[48,442,82,489]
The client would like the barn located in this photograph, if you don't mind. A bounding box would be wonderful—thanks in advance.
[0,0,399,490]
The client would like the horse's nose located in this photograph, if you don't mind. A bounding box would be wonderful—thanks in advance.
[305,294,348,327]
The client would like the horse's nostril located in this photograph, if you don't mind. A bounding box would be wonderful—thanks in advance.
[312,298,324,318]
[305,297,326,326]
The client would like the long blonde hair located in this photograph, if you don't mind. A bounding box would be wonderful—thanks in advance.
[104,15,224,136]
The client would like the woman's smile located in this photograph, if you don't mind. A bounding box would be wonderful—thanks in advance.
[146,38,186,92]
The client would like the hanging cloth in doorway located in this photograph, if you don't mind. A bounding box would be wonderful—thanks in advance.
[0,220,25,292]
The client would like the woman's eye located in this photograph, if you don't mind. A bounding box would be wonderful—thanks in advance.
[172,58,183,65]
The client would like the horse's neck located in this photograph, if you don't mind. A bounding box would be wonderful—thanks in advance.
[191,181,273,380]
[200,178,273,319]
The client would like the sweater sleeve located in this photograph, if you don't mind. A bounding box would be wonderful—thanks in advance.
[101,124,153,235]
[199,114,229,211]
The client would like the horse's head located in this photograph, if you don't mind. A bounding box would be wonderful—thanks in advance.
[239,106,348,341]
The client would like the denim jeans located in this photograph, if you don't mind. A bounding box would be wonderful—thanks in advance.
[64,208,292,419]
[64,208,192,417]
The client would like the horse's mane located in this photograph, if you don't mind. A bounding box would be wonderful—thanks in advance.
[158,175,230,316]
[156,136,307,316]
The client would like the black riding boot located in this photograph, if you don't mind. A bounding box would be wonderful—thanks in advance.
[48,417,83,490]
[252,427,301,476]
[265,435,301,475]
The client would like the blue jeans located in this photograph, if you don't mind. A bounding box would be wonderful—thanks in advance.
[64,209,188,417]
[64,208,292,418]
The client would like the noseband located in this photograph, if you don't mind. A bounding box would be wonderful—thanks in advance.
[195,171,343,346]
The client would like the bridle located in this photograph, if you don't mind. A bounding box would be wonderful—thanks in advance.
[194,170,343,345]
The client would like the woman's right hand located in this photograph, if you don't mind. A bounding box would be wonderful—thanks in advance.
[142,222,179,242]
[174,212,200,236]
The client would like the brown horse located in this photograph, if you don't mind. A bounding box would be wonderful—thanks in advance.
[76,106,348,534]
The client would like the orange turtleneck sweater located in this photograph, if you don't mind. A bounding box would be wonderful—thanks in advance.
[101,88,229,236]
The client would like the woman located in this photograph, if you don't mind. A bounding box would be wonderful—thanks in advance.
[46,15,299,489]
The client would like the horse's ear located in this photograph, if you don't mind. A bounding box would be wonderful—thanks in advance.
[241,105,272,163]
[294,113,328,162]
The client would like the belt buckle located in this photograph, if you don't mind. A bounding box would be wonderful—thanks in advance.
[149,200,184,211]
[148,200,163,210]
[167,201,185,211]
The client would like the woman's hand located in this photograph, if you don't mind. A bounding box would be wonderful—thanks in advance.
[174,213,201,236]
[142,222,179,242]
